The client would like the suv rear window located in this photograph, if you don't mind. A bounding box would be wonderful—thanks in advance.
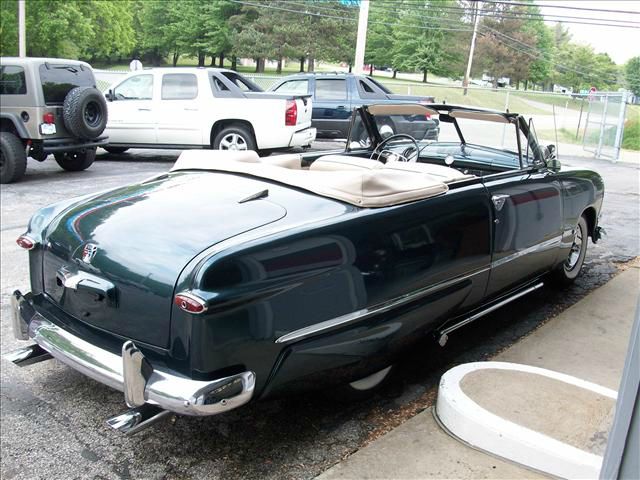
[38,63,95,105]
[0,66,27,95]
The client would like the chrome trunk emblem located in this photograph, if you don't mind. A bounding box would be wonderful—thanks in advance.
[82,243,98,264]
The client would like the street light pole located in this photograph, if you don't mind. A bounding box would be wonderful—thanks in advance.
[463,1,481,95]
[18,0,26,57]
[354,0,370,75]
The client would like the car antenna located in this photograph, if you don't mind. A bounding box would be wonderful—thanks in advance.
[238,189,269,204]
[552,104,560,159]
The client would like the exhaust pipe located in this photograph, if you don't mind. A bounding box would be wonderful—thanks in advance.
[106,404,172,435]
[4,344,52,367]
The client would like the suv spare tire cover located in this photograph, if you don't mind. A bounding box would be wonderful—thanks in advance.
[62,86,108,139]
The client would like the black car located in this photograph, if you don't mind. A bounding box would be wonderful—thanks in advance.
[8,103,603,434]
[268,72,439,140]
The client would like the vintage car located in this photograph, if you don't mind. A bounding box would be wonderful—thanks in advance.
[7,104,604,434]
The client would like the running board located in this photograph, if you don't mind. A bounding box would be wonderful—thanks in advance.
[436,282,544,347]
[106,404,172,435]
[4,344,53,366]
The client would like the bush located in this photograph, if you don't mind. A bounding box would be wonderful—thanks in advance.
[622,116,639,151]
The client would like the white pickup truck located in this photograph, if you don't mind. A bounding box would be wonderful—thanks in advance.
[102,68,316,154]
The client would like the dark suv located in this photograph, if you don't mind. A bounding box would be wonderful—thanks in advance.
[0,57,109,183]
[268,72,439,140]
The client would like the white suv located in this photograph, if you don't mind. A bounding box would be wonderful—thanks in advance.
[103,68,315,155]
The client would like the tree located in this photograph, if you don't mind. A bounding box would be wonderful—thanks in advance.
[473,3,535,87]
[625,57,640,96]
[0,0,18,56]
[389,0,456,83]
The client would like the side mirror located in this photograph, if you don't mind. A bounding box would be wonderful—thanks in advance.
[105,89,114,102]
[544,144,561,171]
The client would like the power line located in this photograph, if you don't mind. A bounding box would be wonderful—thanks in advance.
[368,2,640,28]
[229,0,474,32]
[480,0,640,15]
[477,28,618,83]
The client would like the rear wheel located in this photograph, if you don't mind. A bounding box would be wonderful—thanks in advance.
[54,148,96,172]
[552,215,588,284]
[213,125,257,151]
[103,146,129,154]
[0,132,27,184]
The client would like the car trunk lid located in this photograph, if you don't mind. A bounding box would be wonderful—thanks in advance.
[41,172,286,348]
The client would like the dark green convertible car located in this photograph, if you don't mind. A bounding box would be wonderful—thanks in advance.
[7,104,604,434]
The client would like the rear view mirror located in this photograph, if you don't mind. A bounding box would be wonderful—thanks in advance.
[105,89,114,101]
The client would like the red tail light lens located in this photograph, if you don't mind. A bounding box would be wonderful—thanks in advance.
[42,112,55,124]
[285,99,297,126]
[174,293,207,314]
[16,235,36,250]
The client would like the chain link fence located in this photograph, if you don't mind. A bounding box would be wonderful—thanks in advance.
[94,69,629,162]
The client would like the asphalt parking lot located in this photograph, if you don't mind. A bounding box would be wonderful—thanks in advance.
[1,148,638,480]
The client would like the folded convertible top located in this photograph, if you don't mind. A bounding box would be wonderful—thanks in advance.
[171,150,449,208]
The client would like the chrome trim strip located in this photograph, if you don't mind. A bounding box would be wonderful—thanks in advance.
[16,305,255,417]
[491,236,562,270]
[440,282,544,338]
[275,267,490,344]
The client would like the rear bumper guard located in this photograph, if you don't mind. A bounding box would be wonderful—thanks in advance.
[7,290,256,417]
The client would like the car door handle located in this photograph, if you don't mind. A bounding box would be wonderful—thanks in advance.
[137,108,152,111]
[491,194,510,211]
[336,105,346,110]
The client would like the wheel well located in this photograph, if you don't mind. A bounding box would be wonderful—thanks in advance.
[582,207,597,238]
[0,118,20,137]
[210,120,256,147]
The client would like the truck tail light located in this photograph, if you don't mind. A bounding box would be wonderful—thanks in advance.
[42,112,55,124]
[16,235,36,250]
[285,99,297,126]
[174,292,207,314]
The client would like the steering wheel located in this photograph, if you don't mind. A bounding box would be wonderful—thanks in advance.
[370,133,420,163]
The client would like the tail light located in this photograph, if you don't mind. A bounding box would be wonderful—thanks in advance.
[42,112,55,124]
[174,292,208,314]
[16,235,36,250]
[285,99,297,126]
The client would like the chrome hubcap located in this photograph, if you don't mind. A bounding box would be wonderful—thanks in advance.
[566,226,583,270]
[220,133,247,151]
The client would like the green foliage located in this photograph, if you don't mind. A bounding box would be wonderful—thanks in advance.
[0,0,18,56]
[624,57,640,96]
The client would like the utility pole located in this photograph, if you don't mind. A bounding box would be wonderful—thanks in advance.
[18,0,26,57]
[463,0,481,95]
[354,0,370,75]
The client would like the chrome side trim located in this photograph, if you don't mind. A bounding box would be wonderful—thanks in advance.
[275,267,490,344]
[437,282,544,346]
[491,236,562,269]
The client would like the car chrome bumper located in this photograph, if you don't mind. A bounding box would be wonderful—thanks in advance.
[289,127,316,147]
[8,290,256,416]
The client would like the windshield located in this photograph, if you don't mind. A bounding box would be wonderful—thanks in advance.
[349,109,528,170]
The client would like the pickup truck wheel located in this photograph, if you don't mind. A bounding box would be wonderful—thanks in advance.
[103,146,129,154]
[328,365,395,402]
[552,216,588,284]
[54,148,96,172]
[213,125,256,151]
[0,132,27,184]
[62,86,108,139]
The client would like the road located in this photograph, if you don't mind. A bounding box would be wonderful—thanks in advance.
[1,148,638,480]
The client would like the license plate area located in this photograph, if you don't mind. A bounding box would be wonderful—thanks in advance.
[40,123,57,135]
